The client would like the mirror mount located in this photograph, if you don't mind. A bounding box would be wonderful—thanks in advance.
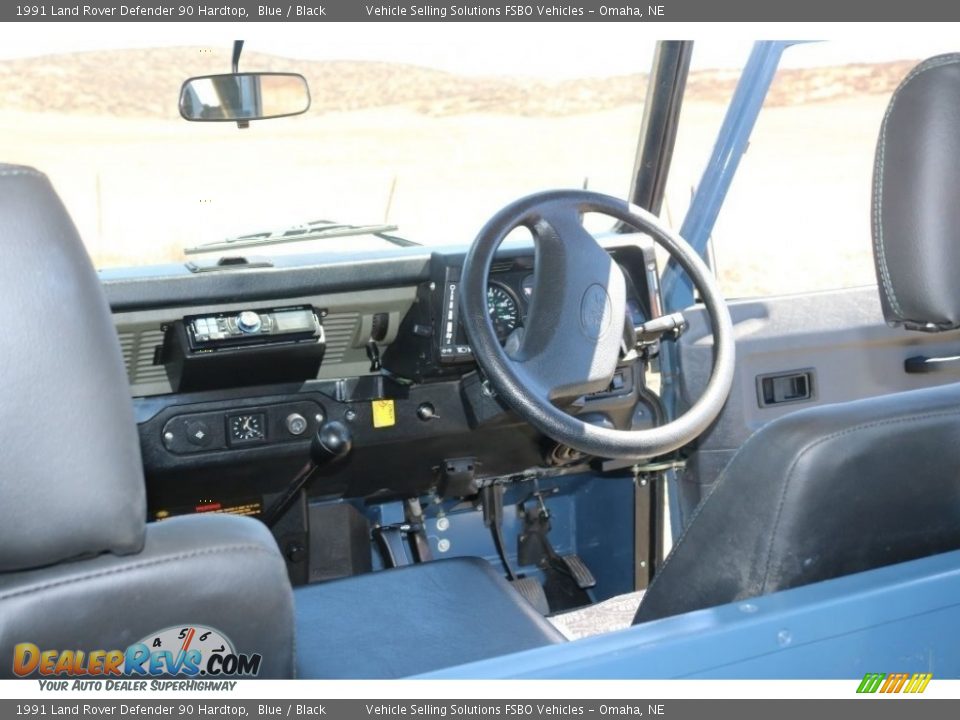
[232,40,244,74]
[231,41,248,128]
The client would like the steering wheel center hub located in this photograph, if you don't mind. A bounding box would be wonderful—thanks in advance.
[580,283,613,340]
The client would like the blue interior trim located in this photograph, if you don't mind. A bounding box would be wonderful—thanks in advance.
[418,549,960,679]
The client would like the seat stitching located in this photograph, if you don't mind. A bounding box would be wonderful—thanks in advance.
[758,405,960,592]
[0,543,277,601]
[874,54,960,322]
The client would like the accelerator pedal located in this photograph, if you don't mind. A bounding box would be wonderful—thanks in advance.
[557,554,597,590]
[510,576,551,616]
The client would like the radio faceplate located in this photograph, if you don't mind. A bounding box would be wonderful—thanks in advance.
[186,306,322,351]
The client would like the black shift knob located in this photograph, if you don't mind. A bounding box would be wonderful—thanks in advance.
[310,420,353,466]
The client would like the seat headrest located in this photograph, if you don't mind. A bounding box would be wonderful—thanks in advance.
[0,165,145,572]
[873,54,960,331]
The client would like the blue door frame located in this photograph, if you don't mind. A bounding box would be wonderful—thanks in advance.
[660,40,798,313]
[657,41,798,535]
[658,40,796,410]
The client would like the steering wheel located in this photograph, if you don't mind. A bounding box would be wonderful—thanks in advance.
[460,190,735,460]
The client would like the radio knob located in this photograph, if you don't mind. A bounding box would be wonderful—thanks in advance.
[237,311,262,334]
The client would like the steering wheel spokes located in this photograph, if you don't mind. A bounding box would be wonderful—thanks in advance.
[461,190,734,461]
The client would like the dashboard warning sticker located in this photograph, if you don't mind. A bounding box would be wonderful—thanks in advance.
[153,499,262,521]
[372,399,396,428]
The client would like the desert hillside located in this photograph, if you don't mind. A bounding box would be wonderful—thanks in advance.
[0,47,918,118]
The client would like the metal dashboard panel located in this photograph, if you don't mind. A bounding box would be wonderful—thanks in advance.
[113,286,417,396]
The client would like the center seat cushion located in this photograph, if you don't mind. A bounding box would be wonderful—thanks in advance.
[294,557,565,678]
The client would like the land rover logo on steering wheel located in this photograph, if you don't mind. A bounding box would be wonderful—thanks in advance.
[580,284,612,340]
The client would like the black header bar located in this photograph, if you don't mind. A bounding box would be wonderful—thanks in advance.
[5,0,960,22]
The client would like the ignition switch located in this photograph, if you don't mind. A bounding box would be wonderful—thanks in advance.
[417,403,439,421]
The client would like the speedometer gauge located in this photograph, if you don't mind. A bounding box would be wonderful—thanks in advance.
[487,284,521,341]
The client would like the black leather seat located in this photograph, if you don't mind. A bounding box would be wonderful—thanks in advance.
[294,558,564,678]
[0,166,295,678]
[635,54,960,624]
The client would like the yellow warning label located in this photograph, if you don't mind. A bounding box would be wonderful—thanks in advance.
[372,399,396,428]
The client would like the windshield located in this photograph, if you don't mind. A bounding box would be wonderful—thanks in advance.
[0,28,657,269]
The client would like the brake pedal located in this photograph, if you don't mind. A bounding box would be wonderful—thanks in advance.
[557,554,597,590]
[510,576,550,616]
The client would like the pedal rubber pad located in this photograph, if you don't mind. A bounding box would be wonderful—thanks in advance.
[560,554,597,589]
[510,576,551,615]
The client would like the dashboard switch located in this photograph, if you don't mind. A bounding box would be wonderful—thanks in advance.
[185,420,212,447]
[417,403,439,422]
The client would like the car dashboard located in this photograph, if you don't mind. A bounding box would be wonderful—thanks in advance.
[107,234,662,544]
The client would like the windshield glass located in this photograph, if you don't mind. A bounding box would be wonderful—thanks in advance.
[0,27,656,269]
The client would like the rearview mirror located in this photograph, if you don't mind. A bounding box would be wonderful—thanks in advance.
[179,72,311,122]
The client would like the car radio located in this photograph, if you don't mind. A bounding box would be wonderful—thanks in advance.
[163,305,326,392]
[186,306,322,350]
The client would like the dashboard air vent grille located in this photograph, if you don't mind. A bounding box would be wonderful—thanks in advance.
[118,328,167,386]
[322,312,360,363]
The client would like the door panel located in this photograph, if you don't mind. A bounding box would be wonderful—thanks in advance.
[673,284,960,527]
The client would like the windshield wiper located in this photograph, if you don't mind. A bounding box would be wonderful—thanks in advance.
[183,220,419,255]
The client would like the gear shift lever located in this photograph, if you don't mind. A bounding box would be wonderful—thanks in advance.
[262,420,353,527]
[311,419,353,465]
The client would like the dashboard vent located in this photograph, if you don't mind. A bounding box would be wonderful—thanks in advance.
[490,260,515,273]
[118,328,167,386]
[322,312,360,363]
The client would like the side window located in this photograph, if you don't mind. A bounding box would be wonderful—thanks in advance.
[665,41,956,299]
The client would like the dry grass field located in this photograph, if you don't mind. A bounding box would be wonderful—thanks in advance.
[0,47,916,297]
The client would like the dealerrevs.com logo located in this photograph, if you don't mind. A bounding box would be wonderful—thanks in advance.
[13,625,262,678]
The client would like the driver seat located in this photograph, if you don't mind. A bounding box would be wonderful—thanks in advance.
[635,54,960,623]
[0,166,296,677]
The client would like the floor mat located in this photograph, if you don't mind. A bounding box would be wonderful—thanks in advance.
[548,590,645,640]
